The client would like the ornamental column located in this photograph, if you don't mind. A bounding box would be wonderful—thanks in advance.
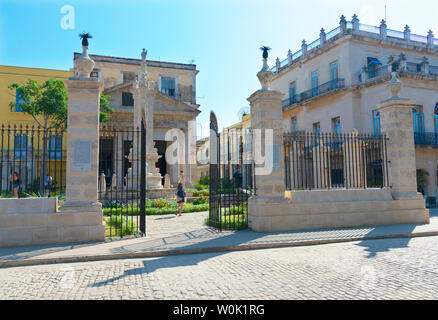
[376,73,422,200]
[62,38,104,214]
[247,47,290,232]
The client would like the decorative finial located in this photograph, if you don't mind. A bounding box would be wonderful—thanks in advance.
[404,25,410,32]
[260,46,271,60]
[380,19,386,27]
[257,46,274,90]
[387,72,402,98]
[79,32,93,47]
[75,32,95,79]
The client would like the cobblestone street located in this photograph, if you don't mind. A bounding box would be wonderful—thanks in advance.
[1,235,438,300]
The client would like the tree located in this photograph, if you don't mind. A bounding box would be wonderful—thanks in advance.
[9,79,68,194]
[99,93,114,123]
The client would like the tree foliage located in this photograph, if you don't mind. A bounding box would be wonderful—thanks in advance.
[9,78,68,129]
[99,93,114,123]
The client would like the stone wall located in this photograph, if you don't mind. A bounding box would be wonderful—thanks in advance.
[0,197,104,248]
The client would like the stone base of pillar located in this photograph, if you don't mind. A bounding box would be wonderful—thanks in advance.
[248,191,429,232]
[147,172,163,189]
[392,191,424,200]
[61,201,102,213]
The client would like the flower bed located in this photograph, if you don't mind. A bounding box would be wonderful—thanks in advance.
[102,198,209,216]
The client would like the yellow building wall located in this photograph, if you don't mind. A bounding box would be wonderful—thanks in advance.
[0,65,72,191]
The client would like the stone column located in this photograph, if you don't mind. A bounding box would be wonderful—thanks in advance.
[339,15,347,33]
[320,28,326,46]
[421,56,430,75]
[287,49,293,65]
[247,53,290,232]
[301,40,307,56]
[351,14,359,33]
[61,44,106,246]
[404,25,411,42]
[376,73,422,200]
[379,19,387,39]
[427,30,434,49]
[62,77,104,212]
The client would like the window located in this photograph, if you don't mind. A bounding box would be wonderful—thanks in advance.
[289,82,296,104]
[367,57,382,79]
[15,91,25,112]
[311,71,319,97]
[434,103,438,134]
[14,134,28,159]
[160,76,176,97]
[330,61,339,89]
[412,107,425,134]
[122,92,134,107]
[313,122,321,135]
[48,135,63,159]
[332,117,341,134]
[291,117,298,132]
[90,70,100,81]
[373,110,381,134]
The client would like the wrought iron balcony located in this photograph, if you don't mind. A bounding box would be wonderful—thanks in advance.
[282,78,345,110]
[414,132,438,147]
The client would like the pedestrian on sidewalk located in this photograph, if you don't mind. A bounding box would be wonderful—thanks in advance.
[175,182,186,216]
[9,171,20,198]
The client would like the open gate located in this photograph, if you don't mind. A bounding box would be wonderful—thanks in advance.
[209,111,254,231]
[98,122,147,237]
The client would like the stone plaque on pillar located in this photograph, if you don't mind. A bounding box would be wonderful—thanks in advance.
[72,140,92,172]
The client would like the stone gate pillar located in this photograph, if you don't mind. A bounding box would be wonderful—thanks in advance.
[247,48,291,232]
[374,72,429,230]
[376,73,423,200]
[61,41,105,241]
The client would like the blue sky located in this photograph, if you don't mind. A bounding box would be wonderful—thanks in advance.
[1,0,437,137]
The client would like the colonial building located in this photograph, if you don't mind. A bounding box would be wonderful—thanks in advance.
[74,52,201,188]
[0,65,72,192]
[268,15,438,202]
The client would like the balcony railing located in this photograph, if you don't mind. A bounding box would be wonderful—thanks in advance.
[282,79,345,109]
[414,132,438,147]
[271,21,438,74]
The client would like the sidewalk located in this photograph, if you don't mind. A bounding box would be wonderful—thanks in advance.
[1,209,437,268]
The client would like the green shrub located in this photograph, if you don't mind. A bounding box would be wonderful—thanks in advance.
[193,183,208,191]
[104,215,137,237]
[192,189,209,196]
[193,195,208,205]
[198,175,210,186]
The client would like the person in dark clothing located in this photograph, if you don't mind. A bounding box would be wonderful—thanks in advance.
[175,182,186,216]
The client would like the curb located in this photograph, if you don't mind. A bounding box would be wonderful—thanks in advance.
[1,230,438,268]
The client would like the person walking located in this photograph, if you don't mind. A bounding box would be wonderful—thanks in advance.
[44,174,53,197]
[175,182,186,216]
[9,172,20,198]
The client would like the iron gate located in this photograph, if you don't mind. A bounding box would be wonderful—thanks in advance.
[98,123,146,237]
[209,111,254,231]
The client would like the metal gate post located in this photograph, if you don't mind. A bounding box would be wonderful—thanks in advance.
[140,120,146,235]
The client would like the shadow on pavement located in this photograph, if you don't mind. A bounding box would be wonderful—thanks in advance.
[89,230,264,288]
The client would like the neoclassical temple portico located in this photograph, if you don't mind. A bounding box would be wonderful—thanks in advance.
[74,50,200,189]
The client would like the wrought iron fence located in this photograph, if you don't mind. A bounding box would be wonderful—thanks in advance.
[284,132,390,190]
[282,79,345,109]
[209,112,254,231]
[0,124,66,197]
[98,125,146,237]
